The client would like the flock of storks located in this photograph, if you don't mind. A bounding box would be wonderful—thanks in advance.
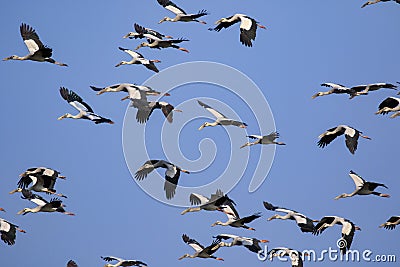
[2,0,400,267]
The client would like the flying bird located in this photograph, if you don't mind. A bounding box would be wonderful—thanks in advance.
[214,234,269,256]
[4,23,67,66]
[268,247,307,267]
[67,260,78,267]
[135,160,189,199]
[0,218,26,246]
[130,100,182,124]
[362,0,400,8]
[17,189,75,216]
[181,189,237,215]
[211,212,261,230]
[58,87,114,124]
[311,83,355,99]
[313,216,361,255]
[209,14,266,47]
[379,216,400,230]
[101,256,147,267]
[263,201,317,233]
[115,47,160,72]
[179,234,224,261]
[349,83,397,97]
[123,23,173,40]
[334,170,390,200]
[157,0,208,24]
[135,38,190,53]
[197,100,247,130]
[240,132,286,148]
[375,97,400,118]
[19,167,65,180]
[317,125,371,154]
[90,83,166,101]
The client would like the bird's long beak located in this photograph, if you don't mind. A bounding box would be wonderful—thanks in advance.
[181,208,191,215]
[378,223,385,228]
[122,33,131,38]
[3,56,12,61]
[178,255,186,260]
[211,223,217,227]
[334,195,342,200]
[115,62,123,67]
[135,45,142,50]
[9,189,20,194]
[57,114,67,120]
[215,19,223,25]
[158,17,167,24]
[267,216,275,221]
[240,142,250,149]
[198,124,206,130]
[355,226,361,231]
[97,89,107,95]
[311,93,320,99]
[17,209,25,215]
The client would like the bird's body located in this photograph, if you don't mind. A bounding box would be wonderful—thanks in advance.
[211,212,261,230]
[135,37,190,53]
[313,216,361,254]
[135,160,189,199]
[131,100,181,124]
[334,170,390,200]
[240,132,286,148]
[379,216,400,230]
[362,0,400,8]
[317,125,371,154]
[90,83,165,101]
[157,0,208,24]
[4,23,67,66]
[214,234,268,255]
[376,97,400,118]
[350,83,397,97]
[181,189,237,215]
[115,47,160,72]
[263,201,316,233]
[101,256,147,267]
[0,218,26,245]
[268,247,305,267]
[197,100,247,130]
[179,234,224,261]
[311,83,355,99]
[209,14,266,47]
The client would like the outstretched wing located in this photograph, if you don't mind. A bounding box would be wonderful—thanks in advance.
[197,100,226,118]
[59,87,94,113]
[134,160,160,180]
[182,234,204,252]
[20,23,45,54]
[157,0,186,15]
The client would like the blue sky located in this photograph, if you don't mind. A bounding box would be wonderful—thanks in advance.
[1,0,399,266]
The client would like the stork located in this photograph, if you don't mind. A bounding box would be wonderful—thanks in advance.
[375,97,400,118]
[211,212,261,230]
[19,167,65,180]
[130,100,182,124]
[214,234,269,256]
[350,82,397,97]
[311,83,355,99]
[58,87,114,124]
[317,125,371,154]
[240,132,286,148]
[179,234,224,261]
[379,216,400,230]
[4,23,67,66]
[101,256,147,267]
[135,38,190,53]
[115,47,160,72]
[0,218,26,246]
[123,23,172,40]
[90,83,167,101]
[334,170,390,200]
[362,0,400,8]
[157,0,208,24]
[197,100,247,130]
[209,14,266,47]
[135,160,189,199]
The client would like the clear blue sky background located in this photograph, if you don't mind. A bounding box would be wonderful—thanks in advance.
[1,1,399,266]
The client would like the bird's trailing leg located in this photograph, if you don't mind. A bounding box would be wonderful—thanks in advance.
[63,212,75,216]
[178,47,190,53]
[257,23,267,29]
[390,112,400,118]
[360,134,371,140]
[17,228,26,233]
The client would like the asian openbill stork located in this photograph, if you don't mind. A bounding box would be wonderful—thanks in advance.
[317,125,371,154]
[240,132,286,148]
[135,160,189,199]
[4,23,67,66]
[19,167,66,180]
[101,256,147,267]
[375,97,400,118]
[179,234,224,261]
[123,23,173,40]
[213,234,269,256]
[67,260,78,267]
[0,218,26,245]
[115,47,160,72]
[211,212,261,230]
[135,37,190,53]
[263,201,317,233]
[181,189,237,215]
[58,87,114,124]
[268,247,307,267]
[209,14,266,47]
[130,99,182,124]
[334,170,390,200]
[157,0,208,24]
[90,83,167,101]
[197,100,247,130]
[17,189,75,216]
[350,83,397,97]
[379,216,400,230]
[311,83,355,99]
[362,0,400,8]
[9,170,67,198]
[313,216,361,255]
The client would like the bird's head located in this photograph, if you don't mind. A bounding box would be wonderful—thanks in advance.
[158,17,170,24]
[57,114,71,120]
[3,55,18,61]
[334,193,348,200]
[211,221,222,227]
[198,122,212,130]
[17,208,30,215]
[311,92,322,99]
[267,215,279,221]
[115,61,127,67]
[215,18,225,25]
[9,188,22,194]
[355,226,362,231]
[135,42,147,50]
[178,254,190,260]
[122,32,136,39]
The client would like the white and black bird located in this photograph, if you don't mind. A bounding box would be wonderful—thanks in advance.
[209,14,266,47]
[90,83,166,101]
[179,234,224,261]
[214,234,269,256]
[375,97,400,118]
[197,100,247,130]
[4,23,67,66]
[0,218,26,246]
[317,125,371,154]
[101,256,147,267]
[240,132,286,148]
[350,83,397,97]
[135,160,190,199]
[181,189,237,215]
[115,47,160,72]
[313,216,361,255]
[362,0,400,8]
[379,216,400,230]
[123,23,173,40]
[263,201,317,233]
[131,100,182,124]
[211,212,261,230]
[17,189,75,216]
[135,37,190,53]
[334,170,390,200]
[58,87,114,124]
[67,260,78,267]
[268,247,306,267]
[19,167,65,180]
[157,0,208,24]
[311,83,355,99]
